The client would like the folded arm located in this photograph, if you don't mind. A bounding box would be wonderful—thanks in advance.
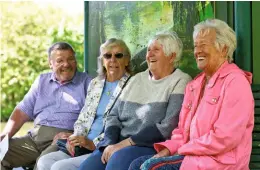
[178,76,254,155]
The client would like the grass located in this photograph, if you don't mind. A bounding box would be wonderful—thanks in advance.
[0,122,34,137]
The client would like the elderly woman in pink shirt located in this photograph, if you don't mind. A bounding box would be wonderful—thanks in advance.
[130,19,254,170]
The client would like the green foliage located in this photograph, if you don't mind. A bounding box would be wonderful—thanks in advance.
[102,1,174,56]
[0,2,84,121]
[198,1,214,21]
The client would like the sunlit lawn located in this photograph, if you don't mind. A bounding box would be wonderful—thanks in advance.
[0,122,34,137]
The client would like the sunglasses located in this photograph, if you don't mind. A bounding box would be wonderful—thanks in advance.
[103,53,124,59]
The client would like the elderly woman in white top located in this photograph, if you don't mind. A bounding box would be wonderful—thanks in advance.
[36,38,132,170]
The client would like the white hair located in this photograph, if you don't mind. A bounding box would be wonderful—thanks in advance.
[97,38,131,76]
[148,32,183,67]
[193,19,237,63]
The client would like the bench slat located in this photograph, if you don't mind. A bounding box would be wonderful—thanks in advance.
[254,124,260,132]
[250,85,260,166]
[250,162,260,168]
[256,100,260,108]
[254,93,260,100]
[253,133,260,140]
[251,155,260,162]
[255,108,260,116]
[255,117,260,124]
[252,148,260,154]
[252,85,260,92]
[252,141,260,148]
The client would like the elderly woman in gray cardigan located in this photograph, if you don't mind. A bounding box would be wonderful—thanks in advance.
[36,38,131,170]
[78,32,192,170]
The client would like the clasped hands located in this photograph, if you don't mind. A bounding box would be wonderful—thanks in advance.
[52,132,94,156]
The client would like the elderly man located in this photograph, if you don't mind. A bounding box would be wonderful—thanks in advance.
[130,19,254,170]
[1,42,92,170]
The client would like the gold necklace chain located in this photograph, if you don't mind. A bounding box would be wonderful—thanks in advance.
[106,82,113,96]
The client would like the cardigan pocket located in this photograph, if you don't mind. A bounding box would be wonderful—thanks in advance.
[203,94,220,115]
[199,94,221,127]
[204,94,219,105]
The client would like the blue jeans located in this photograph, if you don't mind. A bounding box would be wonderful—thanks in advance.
[78,146,156,170]
[129,155,184,170]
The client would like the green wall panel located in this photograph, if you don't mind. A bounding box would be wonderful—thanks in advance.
[215,1,233,28]
[253,2,260,84]
[234,2,252,72]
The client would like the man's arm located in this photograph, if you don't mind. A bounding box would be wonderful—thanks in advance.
[0,108,30,140]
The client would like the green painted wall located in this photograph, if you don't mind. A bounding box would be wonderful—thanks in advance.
[234,2,252,72]
[215,1,233,28]
[253,2,260,84]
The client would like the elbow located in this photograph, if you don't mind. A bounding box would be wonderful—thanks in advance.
[213,133,241,154]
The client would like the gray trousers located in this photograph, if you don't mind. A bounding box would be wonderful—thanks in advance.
[37,151,90,170]
[1,125,73,170]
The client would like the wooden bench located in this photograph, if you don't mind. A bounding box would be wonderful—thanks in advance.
[250,84,260,170]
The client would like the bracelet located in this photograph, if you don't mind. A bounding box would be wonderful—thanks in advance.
[128,138,134,146]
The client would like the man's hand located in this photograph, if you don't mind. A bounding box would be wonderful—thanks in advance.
[0,134,7,141]
[52,132,72,145]
[68,135,95,151]
[152,148,171,158]
[101,143,124,164]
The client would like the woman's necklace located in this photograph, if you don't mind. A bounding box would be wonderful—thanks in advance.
[106,88,112,96]
[105,79,119,96]
[106,81,113,96]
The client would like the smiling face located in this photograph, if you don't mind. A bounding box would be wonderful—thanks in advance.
[49,49,77,83]
[146,40,175,79]
[101,45,129,82]
[194,29,227,77]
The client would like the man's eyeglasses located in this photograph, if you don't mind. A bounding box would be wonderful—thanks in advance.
[103,53,124,59]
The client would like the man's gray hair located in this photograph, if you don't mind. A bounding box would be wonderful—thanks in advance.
[48,42,76,59]
[193,19,237,63]
[97,38,131,76]
[148,32,183,67]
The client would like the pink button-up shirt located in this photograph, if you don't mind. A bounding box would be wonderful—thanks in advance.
[154,62,254,170]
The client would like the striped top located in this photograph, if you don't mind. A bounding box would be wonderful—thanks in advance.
[98,69,191,148]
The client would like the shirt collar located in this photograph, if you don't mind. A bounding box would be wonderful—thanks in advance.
[49,71,79,85]
[206,61,229,88]
[191,61,229,89]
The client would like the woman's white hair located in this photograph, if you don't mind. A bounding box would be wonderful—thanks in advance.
[193,19,237,63]
[148,32,183,67]
[97,38,131,76]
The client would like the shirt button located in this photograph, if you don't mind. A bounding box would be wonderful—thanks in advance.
[212,98,217,103]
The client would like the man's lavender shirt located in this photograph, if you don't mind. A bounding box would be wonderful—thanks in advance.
[17,71,92,130]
